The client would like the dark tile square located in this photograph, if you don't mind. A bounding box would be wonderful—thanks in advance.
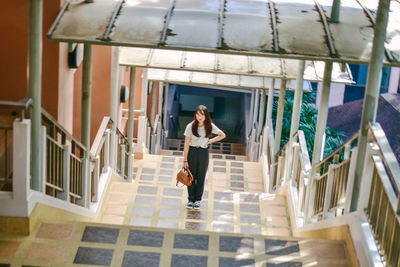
[160,169,173,175]
[161,198,182,207]
[240,194,259,203]
[231,162,243,168]
[213,223,234,232]
[214,202,234,211]
[267,262,302,267]
[170,147,178,150]
[174,233,209,250]
[212,154,223,159]
[225,156,235,160]
[214,167,226,172]
[230,182,244,188]
[158,176,172,183]
[74,247,113,266]
[219,257,255,267]
[173,151,183,156]
[135,195,156,205]
[231,168,244,174]
[0,265,10,267]
[132,206,154,216]
[140,175,154,181]
[142,168,156,174]
[122,251,160,267]
[81,226,119,244]
[137,185,158,194]
[240,204,260,213]
[171,254,208,267]
[162,156,175,162]
[214,161,226,166]
[161,163,174,169]
[230,175,244,181]
[219,236,254,253]
[265,239,300,256]
[214,212,234,223]
[127,230,164,247]
[231,188,244,192]
[163,188,183,197]
[214,192,233,201]
[240,214,261,224]
[222,151,230,154]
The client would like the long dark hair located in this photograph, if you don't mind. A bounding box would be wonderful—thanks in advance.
[192,105,212,137]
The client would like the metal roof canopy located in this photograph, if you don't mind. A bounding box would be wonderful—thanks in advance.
[120,48,353,83]
[48,0,400,66]
[146,68,312,92]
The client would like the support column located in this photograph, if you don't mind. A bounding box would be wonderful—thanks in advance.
[305,62,333,221]
[142,69,149,116]
[109,47,120,169]
[28,0,43,191]
[289,60,305,138]
[257,89,266,139]
[265,79,275,128]
[351,0,391,211]
[151,82,157,124]
[249,89,255,134]
[330,0,341,23]
[81,44,93,208]
[127,67,136,182]
[163,84,169,130]
[273,79,287,156]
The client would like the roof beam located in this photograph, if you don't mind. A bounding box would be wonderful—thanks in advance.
[102,0,124,41]
[314,0,338,57]
[160,0,177,45]
[268,0,279,52]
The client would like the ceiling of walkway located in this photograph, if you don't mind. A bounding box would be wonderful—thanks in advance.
[48,0,400,66]
[119,48,353,83]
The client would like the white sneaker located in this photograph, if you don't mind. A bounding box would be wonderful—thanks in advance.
[194,201,201,209]
[186,201,194,209]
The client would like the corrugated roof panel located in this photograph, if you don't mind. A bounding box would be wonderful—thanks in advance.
[216,74,241,87]
[386,0,400,62]
[184,52,216,71]
[166,70,192,82]
[110,4,169,44]
[328,7,373,61]
[238,75,264,88]
[250,57,283,77]
[119,47,151,66]
[150,49,183,68]
[191,72,217,84]
[165,0,221,48]
[51,0,117,41]
[217,54,250,73]
[274,0,331,56]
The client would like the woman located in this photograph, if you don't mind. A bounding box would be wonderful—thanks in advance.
[183,105,226,209]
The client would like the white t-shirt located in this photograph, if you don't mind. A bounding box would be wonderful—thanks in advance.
[184,121,221,148]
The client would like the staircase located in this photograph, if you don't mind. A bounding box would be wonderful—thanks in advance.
[0,152,351,266]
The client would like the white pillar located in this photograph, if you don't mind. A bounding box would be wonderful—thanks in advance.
[109,47,120,169]
[258,89,266,139]
[273,79,287,157]
[127,67,136,182]
[305,62,333,221]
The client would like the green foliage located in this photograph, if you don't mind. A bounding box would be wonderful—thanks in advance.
[271,87,346,159]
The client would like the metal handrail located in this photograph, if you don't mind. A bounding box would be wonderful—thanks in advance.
[91,117,112,156]
[0,98,32,121]
[315,132,358,170]
[41,108,86,152]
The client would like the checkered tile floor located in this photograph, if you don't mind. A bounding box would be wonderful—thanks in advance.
[0,221,349,266]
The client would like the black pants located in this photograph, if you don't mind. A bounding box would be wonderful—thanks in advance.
[187,146,209,202]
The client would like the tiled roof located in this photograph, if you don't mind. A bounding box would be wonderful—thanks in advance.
[327,94,400,163]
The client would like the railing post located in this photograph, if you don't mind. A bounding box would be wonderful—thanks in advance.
[77,156,90,208]
[323,165,336,219]
[291,143,300,186]
[120,144,126,178]
[104,129,110,173]
[40,125,47,193]
[135,116,146,156]
[344,143,351,160]
[357,143,379,212]
[344,147,358,213]
[12,119,31,202]
[92,155,100,202]
[59,145,70,202]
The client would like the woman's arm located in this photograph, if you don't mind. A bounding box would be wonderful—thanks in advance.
[183,136,190,169]
[207,130,226,145]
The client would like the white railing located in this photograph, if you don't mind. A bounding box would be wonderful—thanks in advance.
[273,123,399,266]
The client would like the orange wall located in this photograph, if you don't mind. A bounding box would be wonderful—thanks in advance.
[0,2,29,101]
[73,45,112,144]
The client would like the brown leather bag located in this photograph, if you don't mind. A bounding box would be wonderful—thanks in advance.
[176,167,193,187]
